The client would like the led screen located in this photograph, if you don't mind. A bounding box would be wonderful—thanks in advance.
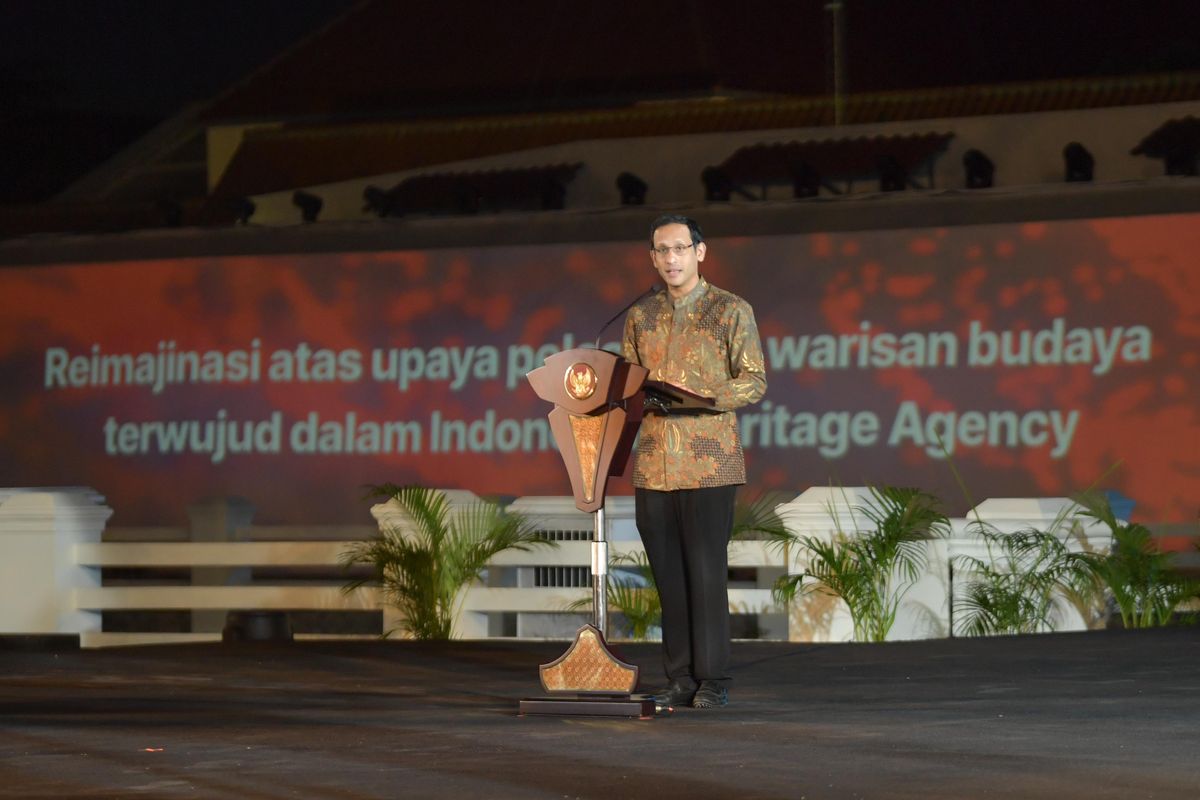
[2,213,1196,524]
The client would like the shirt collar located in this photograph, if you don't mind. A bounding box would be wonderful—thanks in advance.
[669,277,708,309]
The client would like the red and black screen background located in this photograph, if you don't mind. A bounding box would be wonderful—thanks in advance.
[1,213,1196,525]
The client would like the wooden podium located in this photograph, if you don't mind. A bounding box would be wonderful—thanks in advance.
[519,347,655,717]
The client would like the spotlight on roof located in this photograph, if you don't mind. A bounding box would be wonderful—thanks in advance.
[701,166,735,202]
[232,196,256,225]
[963,149,995,189]
[1063,142,1094,182]
[877,155,908,191]
[292,190,323,223]
[792,162,821,199]
[616,172,648,205]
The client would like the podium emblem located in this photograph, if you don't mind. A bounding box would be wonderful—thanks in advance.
[530,349,646,513]
[564,362,598,401]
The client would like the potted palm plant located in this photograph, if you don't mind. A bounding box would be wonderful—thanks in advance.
[770,486,950,642]
[1072,492,1200,628]
[953,522,1100,636]
[341,484,554,640]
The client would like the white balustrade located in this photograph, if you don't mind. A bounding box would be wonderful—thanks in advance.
[0,485,1143,648]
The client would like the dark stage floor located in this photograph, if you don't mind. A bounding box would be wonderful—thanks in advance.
[1,628,1197,799]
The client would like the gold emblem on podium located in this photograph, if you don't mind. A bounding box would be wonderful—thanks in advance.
[564,362,597,400]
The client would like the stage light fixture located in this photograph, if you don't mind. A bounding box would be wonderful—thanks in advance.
[232,196,256,225]
[792,162,821,199]
[963,149,994,189]
[701,166,735,202]
[292,190,323,223]
[1063,142,1094,182]
[616,172,648,205]
[876,155,907,191]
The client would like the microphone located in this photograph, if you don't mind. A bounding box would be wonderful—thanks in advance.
[594,285,660,348]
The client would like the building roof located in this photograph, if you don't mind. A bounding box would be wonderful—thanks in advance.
[210,72,1200,200]
[197,0,1200,125]
[197,0,822,123]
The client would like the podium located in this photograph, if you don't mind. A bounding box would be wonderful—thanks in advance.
[519,347,654,717]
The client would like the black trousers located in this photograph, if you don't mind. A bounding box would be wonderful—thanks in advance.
[635,484,738,689]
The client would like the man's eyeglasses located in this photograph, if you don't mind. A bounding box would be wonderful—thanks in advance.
[651,243,695,257]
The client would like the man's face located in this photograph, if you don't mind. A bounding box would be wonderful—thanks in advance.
[650,222,706,297]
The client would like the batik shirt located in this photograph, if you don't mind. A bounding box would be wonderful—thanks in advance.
[622,278,767,490]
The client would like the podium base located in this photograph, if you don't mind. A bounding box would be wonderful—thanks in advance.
[521,624,653,717]
[518,693,657,718]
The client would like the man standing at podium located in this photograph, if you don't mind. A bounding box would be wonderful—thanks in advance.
[622,214,766,709]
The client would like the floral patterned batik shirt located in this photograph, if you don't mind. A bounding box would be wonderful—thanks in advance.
[622,278,767,490]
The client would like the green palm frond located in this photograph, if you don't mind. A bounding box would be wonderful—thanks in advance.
[366,483,449,548]
[953,524,1103,637]
[772,485,948,642]
[1072,492,1200,628]
[944,458,1132,636]
[566,551,662,641]
[732,490,793,542]
[342,485,554,640]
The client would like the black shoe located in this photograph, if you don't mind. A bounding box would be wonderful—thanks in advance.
[691,681,728,709]
[652,680,697,709]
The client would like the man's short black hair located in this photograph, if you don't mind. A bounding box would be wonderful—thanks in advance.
[649,214,704,248]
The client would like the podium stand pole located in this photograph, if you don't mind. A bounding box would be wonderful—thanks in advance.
[592,507,608,636]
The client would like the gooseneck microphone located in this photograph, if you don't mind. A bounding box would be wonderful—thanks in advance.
[594,285,661,348]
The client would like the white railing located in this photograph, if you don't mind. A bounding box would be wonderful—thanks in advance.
[2,486,1190,648]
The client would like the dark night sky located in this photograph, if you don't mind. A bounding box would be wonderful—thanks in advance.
[2,0,1198,204]
[2,1,354,115]
[0,0,354,203]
